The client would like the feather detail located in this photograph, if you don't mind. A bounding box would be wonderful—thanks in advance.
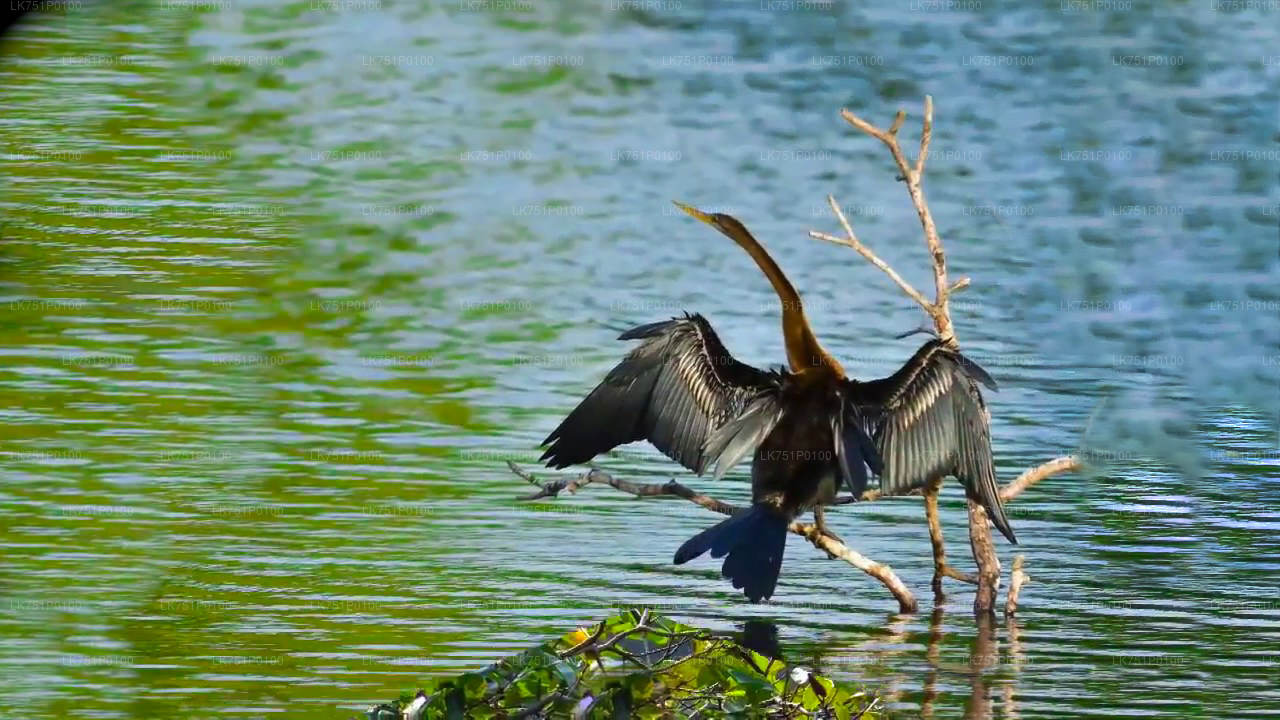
[541,313,779,473]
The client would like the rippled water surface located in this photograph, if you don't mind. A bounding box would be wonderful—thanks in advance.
[1,2,1278,718]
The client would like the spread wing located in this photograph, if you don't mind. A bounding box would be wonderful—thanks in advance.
[540,313,780,474]
[851,340,1015,543]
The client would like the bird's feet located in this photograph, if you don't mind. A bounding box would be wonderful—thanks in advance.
[813,507,845,545]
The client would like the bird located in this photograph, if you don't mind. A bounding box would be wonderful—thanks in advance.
[539,203,1013,602]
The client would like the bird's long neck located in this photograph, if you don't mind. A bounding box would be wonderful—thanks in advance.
[723,222,844,377]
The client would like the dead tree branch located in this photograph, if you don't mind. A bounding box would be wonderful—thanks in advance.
[811,97,958,345]
[812,96,1079,613]
[514,463,736,515]
[510,461,917,613]
[508,451,1077,614]
[1005,554,1029,616]
[1001,456,1081,502]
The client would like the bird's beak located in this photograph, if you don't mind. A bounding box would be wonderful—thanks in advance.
[673,201,717,227]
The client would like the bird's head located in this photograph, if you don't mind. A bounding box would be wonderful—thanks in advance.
[672,201,752,241]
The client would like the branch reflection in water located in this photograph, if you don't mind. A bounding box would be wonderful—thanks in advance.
[737,607,1029,718]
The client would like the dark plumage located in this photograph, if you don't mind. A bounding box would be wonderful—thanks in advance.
[540,312,881,603]
[672,504,788,603]
[848,340,1014,543]
[540,314,778,475]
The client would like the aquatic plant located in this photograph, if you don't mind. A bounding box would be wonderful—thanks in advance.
[367,609,880,719]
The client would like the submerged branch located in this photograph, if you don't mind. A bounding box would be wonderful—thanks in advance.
[1005,554,1029,616]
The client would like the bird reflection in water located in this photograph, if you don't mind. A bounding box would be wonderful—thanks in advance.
[737,619,784,662]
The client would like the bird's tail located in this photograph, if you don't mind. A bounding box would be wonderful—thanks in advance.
[673,504,789,603]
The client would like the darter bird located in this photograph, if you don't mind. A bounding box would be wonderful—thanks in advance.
[539,204,1013,602]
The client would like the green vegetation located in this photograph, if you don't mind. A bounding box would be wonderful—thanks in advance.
[369,609,880,719]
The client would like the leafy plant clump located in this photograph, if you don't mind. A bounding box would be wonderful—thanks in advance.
[366,608,881,719]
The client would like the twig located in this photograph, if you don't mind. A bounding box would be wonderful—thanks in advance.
[558,619,608,659]
[1005,554,1029,616]
[815,195,934,312]
[510,462,917,613]
[914,97,932,179]
[515,463,597,499]
[512,692,570,719]
[837,97,954,345]
[512,461,735,515]
[521,616,657,720]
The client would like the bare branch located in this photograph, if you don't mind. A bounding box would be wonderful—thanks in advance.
[840,107,896,144]
[888,110,906,136]
[510,450,1069,614]
[1000,456,1081,502]
[924,479,946,603]
[967,499,1001,613]
[1005,554,1029,616]
[839,98,953,344]
[924,476,975,598]
[941,566,977,584]
[509,463,916,613]
[810,207,934,314]
[792,521,917,614]
[915,95,933,179]
[513,461,598,500]
[512,461,734,515]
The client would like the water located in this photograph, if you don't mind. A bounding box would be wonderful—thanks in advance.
[1,1,1277,718]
